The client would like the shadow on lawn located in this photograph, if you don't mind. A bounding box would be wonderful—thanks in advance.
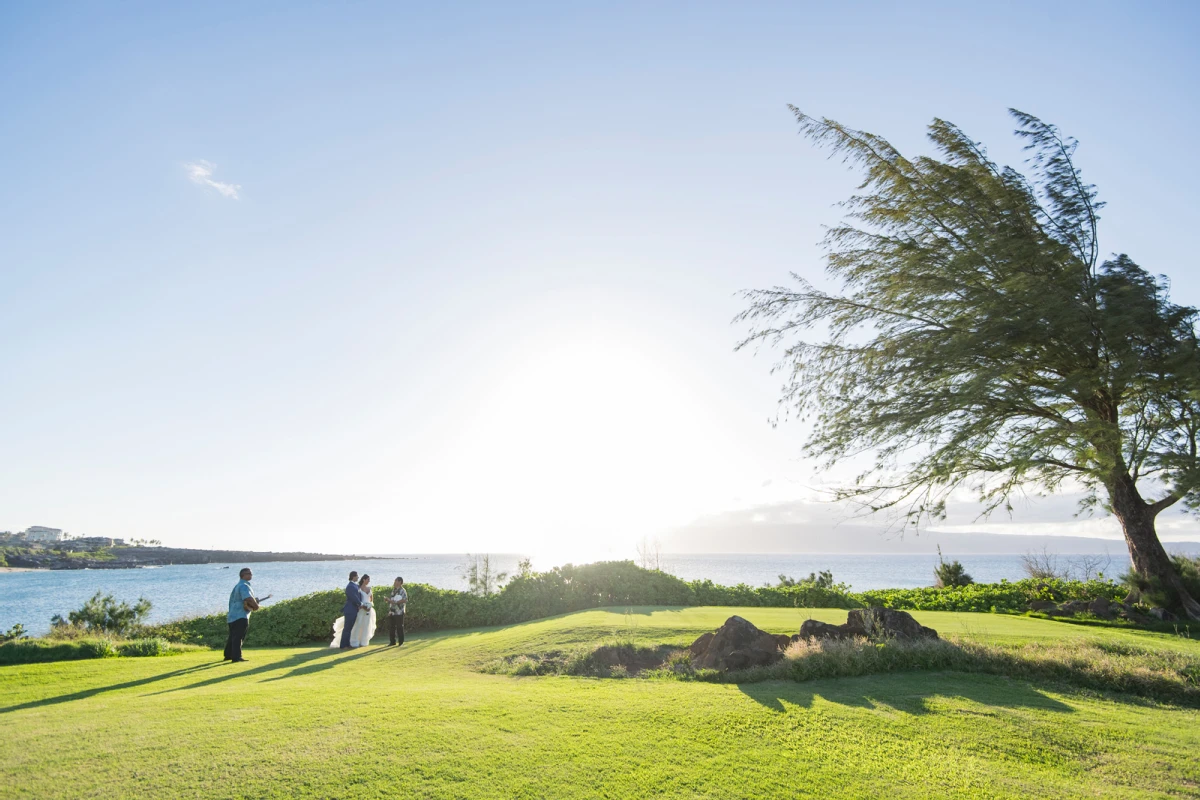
[261,640,431,683]
[0,661,225,714]
[736,672,1076,715]
[149,645,391,695]
[0,645,408,712]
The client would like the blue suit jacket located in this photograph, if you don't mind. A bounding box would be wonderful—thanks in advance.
[343,582,363,615]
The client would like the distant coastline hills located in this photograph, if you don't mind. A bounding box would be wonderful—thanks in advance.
[662,523,1200,557]
[3,544,383,571]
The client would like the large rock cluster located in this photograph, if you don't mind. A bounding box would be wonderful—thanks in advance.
[798,608,938,642]
[687,608,939,672]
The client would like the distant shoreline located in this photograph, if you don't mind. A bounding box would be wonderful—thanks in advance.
[3,546,387,572]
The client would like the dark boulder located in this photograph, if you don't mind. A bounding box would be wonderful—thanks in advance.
[797,618,866,641]
[1054,599,1090,616]
[1150,607,1177,622]
[688,632,714,658]
[1029,600,1058,613]
[848,608,939,640]
[797,608,937,642]
[689,616,784,671]
[1088,598,1115,619]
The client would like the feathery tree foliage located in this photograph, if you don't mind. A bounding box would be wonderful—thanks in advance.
[738,108,1200,619]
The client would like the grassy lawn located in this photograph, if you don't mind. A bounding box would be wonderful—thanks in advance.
[2,607,1198,799]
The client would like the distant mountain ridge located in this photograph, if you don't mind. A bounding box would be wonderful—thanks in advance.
[663,522,1200,557]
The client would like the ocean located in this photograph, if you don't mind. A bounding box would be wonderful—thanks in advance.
[0,551,1132,637]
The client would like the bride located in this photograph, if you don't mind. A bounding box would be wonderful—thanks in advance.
[330,574,376,648]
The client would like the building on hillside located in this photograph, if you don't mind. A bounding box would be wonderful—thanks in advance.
[75,536,121,548]
[23,526,64,543]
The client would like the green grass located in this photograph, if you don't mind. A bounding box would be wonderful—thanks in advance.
[2,607,1198,799]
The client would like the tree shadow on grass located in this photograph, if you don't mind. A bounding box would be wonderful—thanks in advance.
[0,661,225,714]
[736,671,1077,715]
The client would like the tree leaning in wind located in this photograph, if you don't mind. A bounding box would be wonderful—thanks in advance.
[738,107,1200,619]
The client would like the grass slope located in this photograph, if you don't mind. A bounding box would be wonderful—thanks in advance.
[2,607,1198,799]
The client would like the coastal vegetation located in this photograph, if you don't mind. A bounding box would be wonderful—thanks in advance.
[50,591,152,635]
[3,607,1198,799]
[0,636,198,665]
[135,561,1139,649]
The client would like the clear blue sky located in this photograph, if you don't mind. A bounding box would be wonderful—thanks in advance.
[2,1,1198,555]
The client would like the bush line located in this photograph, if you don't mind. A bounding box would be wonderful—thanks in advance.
[142,561,1128,648]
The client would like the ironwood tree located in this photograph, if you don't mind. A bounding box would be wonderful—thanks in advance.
[738,108,1200,618]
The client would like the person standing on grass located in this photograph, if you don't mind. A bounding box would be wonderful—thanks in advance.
[224,567,269,663]
[338,570,362,649]
[387,577,407,646]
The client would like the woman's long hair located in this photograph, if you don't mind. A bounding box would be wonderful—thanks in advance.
[358,574,370,588]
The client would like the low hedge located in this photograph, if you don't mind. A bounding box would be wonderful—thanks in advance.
[142,561,1129,649]
[854,578,1127,613]
[0,637,189,665]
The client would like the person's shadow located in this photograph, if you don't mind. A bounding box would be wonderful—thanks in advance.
[148,647,385,696]
[1,646,394,713]
[0,661,225,714]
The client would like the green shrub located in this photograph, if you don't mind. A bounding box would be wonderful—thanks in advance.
[854,577,1124,613]
[0,635,201,664]
[2,623,27,642]
[43,622,94,641]
[78,639,118,658]
[51,591,152,635]
[933,547,973,588]
[116,638,171,657]
[0,638,118,664]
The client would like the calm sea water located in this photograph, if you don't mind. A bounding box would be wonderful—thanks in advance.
[1,552,1131,636]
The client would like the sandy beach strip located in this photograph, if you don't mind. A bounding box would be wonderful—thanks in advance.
[0,566,43,573]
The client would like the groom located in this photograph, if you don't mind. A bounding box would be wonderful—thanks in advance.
[339,570,363,649]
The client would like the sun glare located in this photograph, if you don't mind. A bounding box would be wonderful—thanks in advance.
[405,325,744,555]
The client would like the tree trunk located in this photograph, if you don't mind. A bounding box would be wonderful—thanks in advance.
[1108,472,1200,620]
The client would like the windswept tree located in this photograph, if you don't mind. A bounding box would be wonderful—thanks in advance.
[738,108,1200,618]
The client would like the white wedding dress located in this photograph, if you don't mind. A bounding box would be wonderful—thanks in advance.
[329,589,376,648]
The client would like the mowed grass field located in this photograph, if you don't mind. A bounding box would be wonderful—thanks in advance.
[2,607,1199,799]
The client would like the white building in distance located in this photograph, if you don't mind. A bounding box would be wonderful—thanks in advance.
[23,526,64,543]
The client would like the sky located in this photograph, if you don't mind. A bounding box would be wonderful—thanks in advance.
[2,1,1199,559]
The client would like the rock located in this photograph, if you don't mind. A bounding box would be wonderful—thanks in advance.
[798,608,937,642]
[1117,607,1154,625]
[688,632,714,658]
[1057,599,1089,616]
[689,616,785,671]
[1028,600,1058,613]
[1150,607,1177,622]
[1088,598,1115,619]
[797,619,861,641]
[774,634,794,650]
[847,608,939,640]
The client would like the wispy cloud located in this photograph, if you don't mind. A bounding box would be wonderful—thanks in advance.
[184,160,241,199]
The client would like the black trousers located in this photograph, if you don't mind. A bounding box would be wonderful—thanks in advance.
[340,607,359,648]
[388,612,405,645]
[224,617,248,661]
